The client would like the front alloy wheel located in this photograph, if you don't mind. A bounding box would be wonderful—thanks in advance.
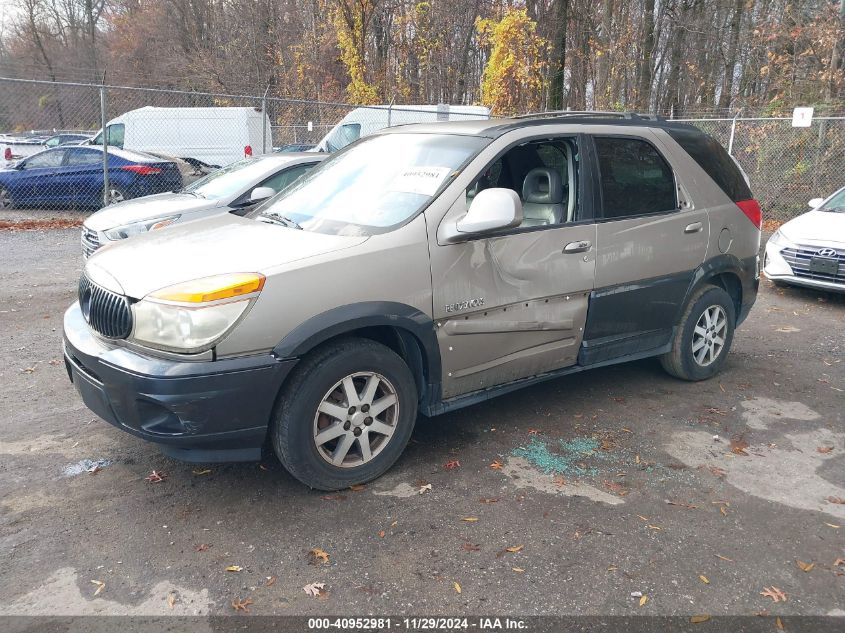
[272,337,418,490]
[313,372,399,467]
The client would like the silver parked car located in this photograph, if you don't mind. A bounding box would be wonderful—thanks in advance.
[763,187,845,293]
[63,113,760,490]
[81,153,325,257]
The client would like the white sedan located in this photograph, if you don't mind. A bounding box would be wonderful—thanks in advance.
[763,188,845,293]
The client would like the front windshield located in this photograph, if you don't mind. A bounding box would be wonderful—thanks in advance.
[820,188,845,213]
[252,133,487,235]
[184,158,275,200]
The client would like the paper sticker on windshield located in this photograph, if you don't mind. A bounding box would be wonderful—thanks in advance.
[388,166,453,196]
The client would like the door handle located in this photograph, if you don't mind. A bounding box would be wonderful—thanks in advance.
[563,240,592,254]
[684,222,703,234]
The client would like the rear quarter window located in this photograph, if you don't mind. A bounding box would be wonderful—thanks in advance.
[666,128,752,202]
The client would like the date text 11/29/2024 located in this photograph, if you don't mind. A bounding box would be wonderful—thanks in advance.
[307,617,527,630]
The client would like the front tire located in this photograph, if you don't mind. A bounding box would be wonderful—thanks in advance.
[660,284,736,381]
[271,338,418,490]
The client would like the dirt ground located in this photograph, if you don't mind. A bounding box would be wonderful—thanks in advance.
[0,222,843,624]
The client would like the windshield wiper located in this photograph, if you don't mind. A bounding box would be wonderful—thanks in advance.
[259,212,302,230]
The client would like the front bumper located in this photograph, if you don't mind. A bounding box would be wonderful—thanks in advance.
[763,240,845,294]
[63,302,296,462]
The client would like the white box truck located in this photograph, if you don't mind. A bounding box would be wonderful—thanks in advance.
[91,106,273,168]
[313,104,490,153]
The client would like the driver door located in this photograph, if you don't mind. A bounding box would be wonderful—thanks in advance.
[430,135,597,399]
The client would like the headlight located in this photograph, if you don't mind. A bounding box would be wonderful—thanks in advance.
[769,229,792,246]
[131,273,265,353]
[104,215,180,240]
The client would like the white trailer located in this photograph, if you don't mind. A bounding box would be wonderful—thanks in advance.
[91,106,273,168]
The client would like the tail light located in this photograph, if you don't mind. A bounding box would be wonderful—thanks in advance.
[4,147,11,161]
[121,164,162,175]
[736,199,762,229]
[244,145,253,157]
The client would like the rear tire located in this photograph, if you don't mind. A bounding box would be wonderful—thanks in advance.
[660,284,736,381]
[271,337,418,490]
[0,187,14,210]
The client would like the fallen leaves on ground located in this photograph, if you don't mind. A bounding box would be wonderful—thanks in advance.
[265,576,276,587]
[479,497,499,504]
[320,494,346,501]
[231,597,253,612]
[461,517,479,523]
[512,567,525,573]
[453,582,462,594]
[505,545,524,553]
[0,218,83,231]
[639,595,649,607]
[225,565,243,572]
[665,500,698,509]
[309,548,330,564]
[444,460,461,470]
[826,496,845,505]
[90,580,105,596]
[760,587,787,603]
[192,469,212,475]
[817,446,834,454]
[825,523,841,529]
[730,436,750,456]
[144,470,166,483]
[699,575,710,584]
[708,466,727,478]
[348,484,366,491]
[167,593,177,609]
[715,554,734,562]
[303,582,325,598]
[720,506,729,517]
[796,560,814,572]
[378,530,385,538]
[834,558,845,567]
[775,325,801,333]
[776,617,784,630]
[553,475,566,487]
[527,429,540,435]
[194,543,210,552]
[602,480,627,495]
[462,543,481,552]
[418,483,432,494]
[490,459,504,470]
[689,615,711,624]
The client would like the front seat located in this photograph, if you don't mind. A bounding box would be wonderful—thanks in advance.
[521,167,565,227]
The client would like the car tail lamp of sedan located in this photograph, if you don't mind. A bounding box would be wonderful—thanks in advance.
[736,199,762,229]
[4,147,11,161]
[120,165,163,176]
[244,145,253,157]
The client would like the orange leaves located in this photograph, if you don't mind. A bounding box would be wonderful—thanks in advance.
[144,470,166,483]
[231,597,253,612]
[760,586,787,603]
[309,548,330,565]
[489,459,504,470]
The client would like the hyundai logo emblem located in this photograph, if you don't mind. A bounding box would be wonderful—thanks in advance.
[816,247,838,258]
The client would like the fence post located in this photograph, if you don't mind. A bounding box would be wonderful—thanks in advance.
[99,82,110,208]
[727,113,738,156]
[387,95,395,128]
[261,84,270,154]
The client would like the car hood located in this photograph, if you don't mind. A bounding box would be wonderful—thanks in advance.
[84,192,221,231]
[84,214,368,299]
[780,210,845,245]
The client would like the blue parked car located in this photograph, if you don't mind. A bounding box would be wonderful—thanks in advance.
[0,146,183,210]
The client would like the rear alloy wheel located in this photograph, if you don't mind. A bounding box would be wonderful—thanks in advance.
[0,187,13,210]
[271,338,417,490]
[660,284,736,381]
[105,186,127,206]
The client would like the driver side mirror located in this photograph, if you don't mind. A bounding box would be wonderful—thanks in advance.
[456,188,523,235]
[808,197,824,209]
[249,186,276,203]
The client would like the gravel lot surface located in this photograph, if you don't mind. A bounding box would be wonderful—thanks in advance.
[0,224,843,624]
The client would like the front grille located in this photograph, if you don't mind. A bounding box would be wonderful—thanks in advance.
[81,227,101,258]
[780,245,845,284]
[78,275,133,339]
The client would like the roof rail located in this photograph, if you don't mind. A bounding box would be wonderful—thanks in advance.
[512,110,666,122]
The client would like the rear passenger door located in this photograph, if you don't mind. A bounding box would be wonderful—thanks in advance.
[582,133,708,364]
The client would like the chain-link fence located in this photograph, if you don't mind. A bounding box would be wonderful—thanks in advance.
[0,77,489,210]
[674,116,845,223]
[1,75,843,222]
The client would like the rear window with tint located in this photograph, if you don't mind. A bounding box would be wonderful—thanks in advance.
[667,128,751,202]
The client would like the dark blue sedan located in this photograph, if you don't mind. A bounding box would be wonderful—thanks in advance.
[0,146,183,210]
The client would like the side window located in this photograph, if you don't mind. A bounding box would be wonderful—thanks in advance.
[326,123,361,152]
[23,150,65,169]
[594,137,676,219]
[65,149,102,166]
[107,124,125,148]
[465,138,578,227]
[261,164,312,193]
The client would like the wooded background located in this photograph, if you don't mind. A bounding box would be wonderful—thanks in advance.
[1,0,845,116]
